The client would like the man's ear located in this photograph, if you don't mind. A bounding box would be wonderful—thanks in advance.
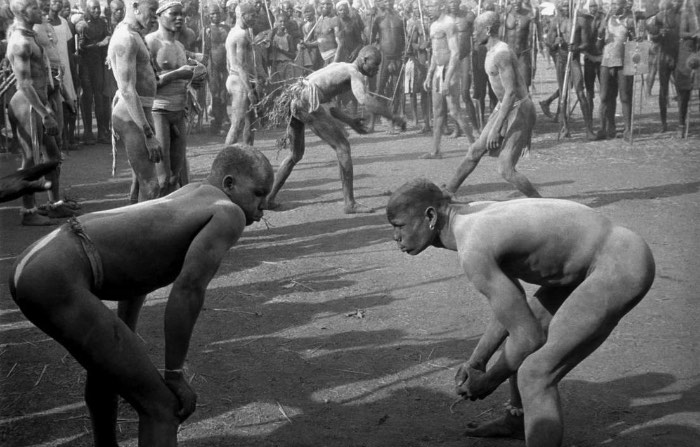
[222,174,235,191]
[425,206,438,228]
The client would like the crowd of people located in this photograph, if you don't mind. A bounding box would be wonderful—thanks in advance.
[2,0,692,446]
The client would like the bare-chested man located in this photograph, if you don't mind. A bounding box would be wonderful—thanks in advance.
[10,145,274,447]
[306,0,342,65]
[540,0,595,139]
[108,0,162,203]
[647,0,682,133]
[7,0,77,225]
[502,0,537,90]
[421,0,474,159]
[677,0,700,138]
[336,0,364,62]
[386,178,655,447]
[447,0,479,132]
[596,0,635,141]
[266,45,406,214]
[445,11,540,198]
[224,2,262,146]
[294,3,322,74]
[405,1,431,132]
[369,0,404,132]
[583,0,604,119]
[203,4,229,134]
[145,0,205,197]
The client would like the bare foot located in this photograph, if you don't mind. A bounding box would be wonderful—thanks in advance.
[21,212,55,226]
[420,152,442,159]
[344,202,374,214]
[464,411,525,439]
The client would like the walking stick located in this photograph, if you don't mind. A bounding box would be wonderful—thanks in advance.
[556,0,580,140]
[685,70,695,138]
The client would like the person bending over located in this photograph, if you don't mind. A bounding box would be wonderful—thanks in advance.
[386,178,655,447]
[10,145,273,447]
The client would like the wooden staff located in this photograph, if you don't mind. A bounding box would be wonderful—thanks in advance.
[556,0,580,140]
[417,0,427,41]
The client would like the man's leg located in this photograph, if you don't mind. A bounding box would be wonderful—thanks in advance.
[369,54,391,132]
[658,61,671,132]
[92,64,108,142]
[444,127,489,193]
[8,92,52,225]
[447,74,475,143]
[224,77,249,145]
[423,75,446,159]
[113,100,160,202]
[266,117,305,209]
[462,55,479,132]
[80,61,95,144]
[307,109,372,214]
[596,66,615,139]
[572,61,596,140]
[11,244,181,446]
[517,247,653,447]
[584,58,596,118]
[618,70,633,141]
[152,111,172,196]
[170,111,189,188]
[496,126,541,198]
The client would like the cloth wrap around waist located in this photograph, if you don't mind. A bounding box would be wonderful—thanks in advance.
[111,91,155,175]
[487,96,534,157]
[67,217,104,291]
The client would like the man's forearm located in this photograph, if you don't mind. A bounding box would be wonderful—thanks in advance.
[467,317,508,370]
[164,289,205,370]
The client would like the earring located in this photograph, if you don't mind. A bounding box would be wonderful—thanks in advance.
[429,223,435,230]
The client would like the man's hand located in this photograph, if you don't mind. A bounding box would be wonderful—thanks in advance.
[0,160,58,203]
[164,370,197,423]
[42,113,59,136]
[423,77,431,93]
[486,127,502,152]
[145,135,163,163]
[454,362,489,401]
[350,117,370,134]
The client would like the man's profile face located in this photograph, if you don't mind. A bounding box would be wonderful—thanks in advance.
[387,206,433,256]
[60,0,71,17]
[23,0,43,24]
[240,10,255,28]
[303,8,314,21]
[474,18,489,44]
[137,0,160,31]
[159,4,184,32]
[228,172,272,226]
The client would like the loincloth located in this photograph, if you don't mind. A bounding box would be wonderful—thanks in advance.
[432,65,459,93]
[485,97,535,157]
[67,217,104,291]
[269,79,321,127]
[320,48,337,63]
[404,59,427,94]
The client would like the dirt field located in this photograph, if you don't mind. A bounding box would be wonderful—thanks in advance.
[1,61,699,447]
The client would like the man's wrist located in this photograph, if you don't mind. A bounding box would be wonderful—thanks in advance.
[143,125,154,139]
[164,368,184,380]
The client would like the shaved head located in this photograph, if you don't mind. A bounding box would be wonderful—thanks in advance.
[386,179,451,221]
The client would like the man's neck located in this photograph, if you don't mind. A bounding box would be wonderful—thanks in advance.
[13,18,34,32]
[486,34,501,50]
[436,206,460,252]
[48,10,59,20]
[158,26,178,41]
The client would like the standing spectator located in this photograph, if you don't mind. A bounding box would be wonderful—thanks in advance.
[270,9,296,85]
[76,0,110,144]
[204,3,230,134]
[294,3,321,76]
[48,0,78,151]
[103,0,124,130]
[583,0,604,119]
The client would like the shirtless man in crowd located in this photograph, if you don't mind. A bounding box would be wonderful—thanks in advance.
[583,0,604,120]
[421,0,474,159]
[108,0,162,203]
[386,178,654,447]
[445,11,540,198]
[7,0,76,225]
[266,46,406,214]
[405,1,431,132]
[502,0,537,91]
[647,0,682,133]
[596,0,636,141]
[204,4,230,134]
[369,0,404,132]
[146,0,205,197]
[10,145,274,447]
[447,0,479,132]
[307,0,342,65]
[224,2,261,146]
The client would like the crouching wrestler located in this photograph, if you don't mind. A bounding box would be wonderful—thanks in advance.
[10,145,273,447]
[386,178,655,447]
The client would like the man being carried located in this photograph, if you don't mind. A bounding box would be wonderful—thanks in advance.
[445,11,541,198]
[11,145,274,447]
[7,0,75,225]
[266,45,406,214]
[369,0,404,133]
[386,178,655,447]
[108,0,162,203]
[421,0,474,159]
[146,0,205,197]
[224,2,262,146]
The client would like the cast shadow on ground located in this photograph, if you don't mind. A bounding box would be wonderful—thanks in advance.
[451,179,575,199]
[562,180,700,208]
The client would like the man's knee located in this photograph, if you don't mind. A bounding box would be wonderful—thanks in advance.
[517,355,556,395]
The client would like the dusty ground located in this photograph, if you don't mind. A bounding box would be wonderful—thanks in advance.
[1,61,699,447]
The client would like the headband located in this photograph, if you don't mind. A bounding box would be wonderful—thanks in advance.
[157,0,183,14]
